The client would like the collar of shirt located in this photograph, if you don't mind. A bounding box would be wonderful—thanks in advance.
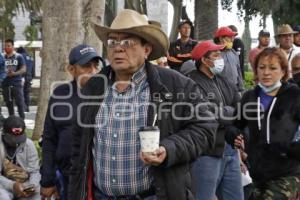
[111,64,147,93]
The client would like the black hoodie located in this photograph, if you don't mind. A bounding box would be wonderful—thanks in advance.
[226,83,300,183]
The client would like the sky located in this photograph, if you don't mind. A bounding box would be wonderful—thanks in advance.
[168,0,276,46]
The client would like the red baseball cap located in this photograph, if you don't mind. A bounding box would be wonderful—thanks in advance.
[191,40,225,61]
[214,26,238,38]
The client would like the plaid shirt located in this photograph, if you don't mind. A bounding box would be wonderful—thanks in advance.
[93,66,152,196]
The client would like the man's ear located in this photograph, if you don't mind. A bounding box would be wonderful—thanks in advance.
[66,64,75,75]
[201,57,207,66]
[144,44,153,60]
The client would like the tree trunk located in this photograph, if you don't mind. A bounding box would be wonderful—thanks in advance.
[125,0,147,14]
[32,0,84,140]
[82,0,105,57]
[242,19,251,69]
[194,0,218,40]
[168,0,182,42]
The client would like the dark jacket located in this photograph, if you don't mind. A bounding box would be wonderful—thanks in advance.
[167,39,197,72]
[189,70,240,156]
[289,73,300,87]
[232,37,245,79]
[226,83,300,183]
[68,62,218,200]
[40,80,81,187]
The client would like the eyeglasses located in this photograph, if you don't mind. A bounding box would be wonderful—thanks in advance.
[107,39,137,49]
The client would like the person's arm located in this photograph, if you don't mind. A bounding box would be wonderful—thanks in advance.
[159,80,218,167]
[40,98,58,188]
[218,80,241,126]
[0,174,15,192]
[225,91,249,147]
[286,99,300,160]
[25,139,40,188]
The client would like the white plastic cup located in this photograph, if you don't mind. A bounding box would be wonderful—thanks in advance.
[139,126,160,154]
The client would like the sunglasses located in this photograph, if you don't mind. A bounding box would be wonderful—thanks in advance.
[107,39,137,49]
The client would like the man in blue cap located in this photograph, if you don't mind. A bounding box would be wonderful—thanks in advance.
[293,25,300,47]
[40,44,105,200]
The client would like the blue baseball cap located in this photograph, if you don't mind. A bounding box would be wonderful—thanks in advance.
[294,25,300,33]
[69,44,102,65]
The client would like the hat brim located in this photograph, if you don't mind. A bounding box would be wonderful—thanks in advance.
[214,32,238,38]
[76,53,102,65]
[208,44,225,51]
[93,23,169,61]
[276,31,298,36]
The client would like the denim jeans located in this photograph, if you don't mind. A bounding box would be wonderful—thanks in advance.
[192,143,244,200]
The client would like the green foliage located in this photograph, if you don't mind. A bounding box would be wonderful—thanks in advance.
[26,129,42,160]
[0,0,41,40]
[23,25,38,41]
[223,0,300,27]
[272,0,300,27]
[242,20,251,69]
[244,71,255,89]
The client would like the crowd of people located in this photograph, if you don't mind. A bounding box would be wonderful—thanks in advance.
[1,8,300,200]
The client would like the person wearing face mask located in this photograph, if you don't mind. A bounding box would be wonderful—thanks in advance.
[40,44,105,200]
[225,47,300,199]
[2,39,26,119]
[214,27,244,92]
[189,40,243,200]
[0,116,40,200]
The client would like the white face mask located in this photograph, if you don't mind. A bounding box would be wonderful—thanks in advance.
[258,80,282,93]
[209,58,225,75]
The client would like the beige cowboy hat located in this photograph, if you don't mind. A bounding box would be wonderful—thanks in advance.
[93,9,169,61]
[276,24,298,36]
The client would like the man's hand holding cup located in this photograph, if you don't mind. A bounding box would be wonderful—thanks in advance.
[139,126,166,166]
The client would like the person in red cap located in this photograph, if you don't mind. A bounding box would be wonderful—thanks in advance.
[214,26,244,92]
[189,40,244,200]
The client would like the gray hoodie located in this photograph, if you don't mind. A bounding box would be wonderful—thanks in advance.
[220,49,244,91]
[0,136,40,194]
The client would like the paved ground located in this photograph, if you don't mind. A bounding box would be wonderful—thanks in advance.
[2,106,37,130]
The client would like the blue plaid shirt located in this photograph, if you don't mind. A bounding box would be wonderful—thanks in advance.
[93,65,152,196]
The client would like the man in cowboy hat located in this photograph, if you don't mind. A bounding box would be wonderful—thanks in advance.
[68,9,217,200]
[276,24,300,77]
[167,20,198,72]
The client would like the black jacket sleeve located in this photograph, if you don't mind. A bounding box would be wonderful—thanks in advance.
[160,79,218,167]
[40,98,58,187]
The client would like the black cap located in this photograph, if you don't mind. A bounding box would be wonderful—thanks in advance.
[293,25,300,33]
[259,29,270,37]
[3,116,26,144]
[178,20,193,29]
